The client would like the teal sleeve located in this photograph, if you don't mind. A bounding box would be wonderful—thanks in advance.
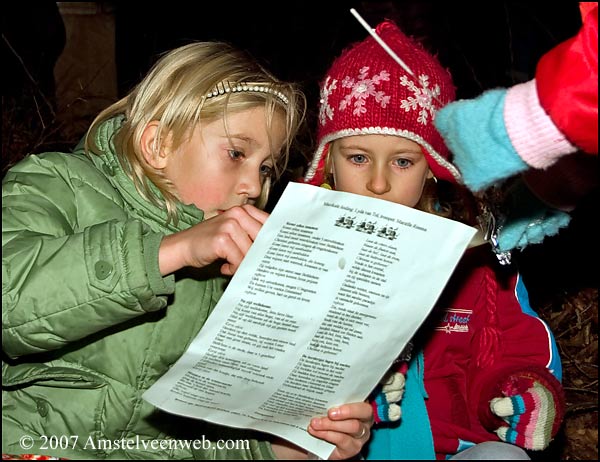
[364,354,435,460]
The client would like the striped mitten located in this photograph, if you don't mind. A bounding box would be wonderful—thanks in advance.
[489,372,565,450]
[370,361,408,424]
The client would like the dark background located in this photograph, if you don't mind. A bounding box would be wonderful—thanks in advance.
[2,2,597,459]
[3,1,584,140]
[111,2,582,98]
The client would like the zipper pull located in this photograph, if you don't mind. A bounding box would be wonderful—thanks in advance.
[478,207,512,266]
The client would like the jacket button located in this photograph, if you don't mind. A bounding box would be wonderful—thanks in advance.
[36,399,49,417]
[102,164,115,176]
[94,261,113,280]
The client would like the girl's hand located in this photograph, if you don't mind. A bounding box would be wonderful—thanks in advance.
[159,205,269,276]
[308,401,374,460]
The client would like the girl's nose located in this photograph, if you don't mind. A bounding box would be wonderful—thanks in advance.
[366,167,391,195]
[238,167,262,199]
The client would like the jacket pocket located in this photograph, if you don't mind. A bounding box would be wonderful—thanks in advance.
[3,364,109,457]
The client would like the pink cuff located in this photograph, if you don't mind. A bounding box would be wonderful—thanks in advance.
[504,79,577,169]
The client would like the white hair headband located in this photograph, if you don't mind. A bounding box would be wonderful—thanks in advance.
[205,81,289,105]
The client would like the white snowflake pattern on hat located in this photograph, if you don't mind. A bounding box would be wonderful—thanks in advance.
[339,66,390,116]
[399,74,441,125]
[319,76,338,126]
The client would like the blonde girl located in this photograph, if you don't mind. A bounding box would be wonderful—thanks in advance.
[3,41,372,460]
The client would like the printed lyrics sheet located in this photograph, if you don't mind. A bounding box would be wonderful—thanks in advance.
[144,182,477,459]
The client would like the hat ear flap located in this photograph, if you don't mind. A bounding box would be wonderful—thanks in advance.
[305,142,331,185]
[417,146,433,179]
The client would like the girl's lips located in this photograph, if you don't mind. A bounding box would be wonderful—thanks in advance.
[216,204,248,215]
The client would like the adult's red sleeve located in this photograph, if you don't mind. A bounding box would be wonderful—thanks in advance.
[536,5,598,154]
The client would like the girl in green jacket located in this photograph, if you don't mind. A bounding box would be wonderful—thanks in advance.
[2,42,373,460]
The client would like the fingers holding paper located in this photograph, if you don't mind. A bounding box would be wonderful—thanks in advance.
[308,401,374,460]
[158,204,269,276]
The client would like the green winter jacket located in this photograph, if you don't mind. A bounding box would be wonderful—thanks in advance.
[2,117,276,459]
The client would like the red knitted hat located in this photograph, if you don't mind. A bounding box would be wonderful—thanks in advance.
[304,21,462,185]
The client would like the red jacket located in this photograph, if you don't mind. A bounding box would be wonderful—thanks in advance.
[418,246,563,457]
[536,3,598,154]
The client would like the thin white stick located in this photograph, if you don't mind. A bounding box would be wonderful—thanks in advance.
[349,8,444,106]
[349,8,416,78]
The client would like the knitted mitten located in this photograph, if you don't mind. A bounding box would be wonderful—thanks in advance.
[434,81,577,193]
[434,89,527,192]
[370,361,408,424]
[488,370,565,451]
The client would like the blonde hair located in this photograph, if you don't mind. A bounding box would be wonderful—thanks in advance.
[85,42,306,221]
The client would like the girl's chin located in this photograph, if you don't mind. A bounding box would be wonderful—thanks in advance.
[206,208,235,219]
[202,211,221,220]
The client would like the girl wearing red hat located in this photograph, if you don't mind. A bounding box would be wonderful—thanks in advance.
[304,20,564,460]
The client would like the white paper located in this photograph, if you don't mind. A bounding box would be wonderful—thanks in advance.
[144,182,476,459]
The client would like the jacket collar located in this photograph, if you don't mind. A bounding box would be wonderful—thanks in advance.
[88,116,205,231]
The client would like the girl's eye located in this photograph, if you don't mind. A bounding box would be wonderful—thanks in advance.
[349,154,368,164]
[394,158,413,168]
[228,149,244,160]
[260,164,274,177]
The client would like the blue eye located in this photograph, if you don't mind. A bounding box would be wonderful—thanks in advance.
[394,158,412,168]
[349,154,368,164]
[260,164,274,177]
